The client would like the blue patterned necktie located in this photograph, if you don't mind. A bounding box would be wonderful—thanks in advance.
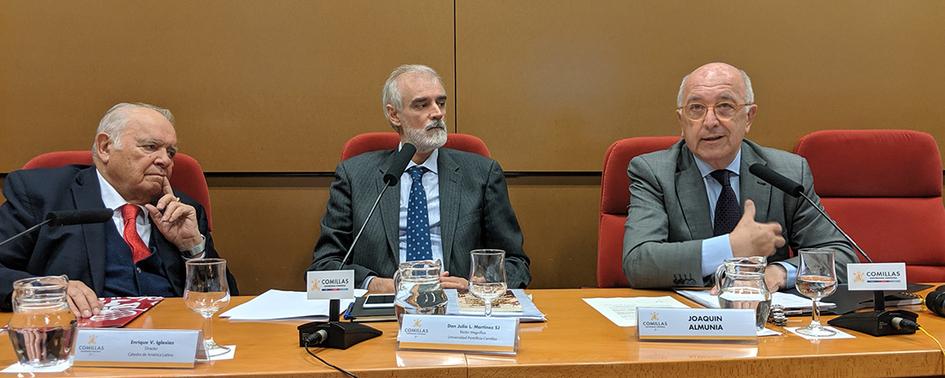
[405,166,433,261]
[711,169,741,236]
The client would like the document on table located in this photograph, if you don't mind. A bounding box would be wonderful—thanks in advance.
[220,289,366,320]
[675,290,835,314]
[583,296,690,327]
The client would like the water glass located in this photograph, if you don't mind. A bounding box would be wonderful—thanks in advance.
[468,249,507,317]
[795,249,838,337]
[184,258,231,358]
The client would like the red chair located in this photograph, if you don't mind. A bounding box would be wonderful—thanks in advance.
[340,132,491,160]
[794,130,945,282]
[22,151,214,231]
[598,136,679,287]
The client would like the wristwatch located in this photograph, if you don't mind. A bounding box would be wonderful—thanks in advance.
[181,235,206,259]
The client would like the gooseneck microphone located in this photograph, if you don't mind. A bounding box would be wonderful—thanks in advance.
[0,209,113,248]
[748,163,875,264]
[337,143,416,270]
[749,163,920,336]
[299,144,416,352]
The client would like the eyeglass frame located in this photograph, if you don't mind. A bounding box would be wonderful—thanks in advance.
[676,102,755,121]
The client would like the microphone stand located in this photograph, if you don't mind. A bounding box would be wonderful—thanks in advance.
[0,219,52,248]
[797,192,917,336]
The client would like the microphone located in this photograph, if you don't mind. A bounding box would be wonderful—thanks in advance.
[383,143,417,186]
[299,144,416,350]
[46,209,113,226]
[0,209,114,248]
[750,163,920,336]
[926,286,945,317]
[748,163,874,264]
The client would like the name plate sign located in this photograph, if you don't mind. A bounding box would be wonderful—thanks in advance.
[397,315,519,354]
[73,328,200,368]
[637,307,756,341]
[847,263,907,291]
[307,270,355,299]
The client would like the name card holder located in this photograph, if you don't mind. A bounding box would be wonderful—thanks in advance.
[307,270,355,300]
[397,315,519,354]
[846,263,908,291]
[73,328,200,368]
[637,307,757,342]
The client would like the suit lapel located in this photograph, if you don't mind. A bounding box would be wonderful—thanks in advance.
[377,152,401,263]
[675,147,713,240]
[437,150,461,270]
[71,168,108,294]
[739,143,771,222]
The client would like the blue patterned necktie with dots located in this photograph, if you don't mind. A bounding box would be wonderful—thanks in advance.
[711,169,741,236]
[405,166,433,261]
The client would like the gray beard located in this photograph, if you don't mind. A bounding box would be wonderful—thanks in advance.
[404,120,447,153]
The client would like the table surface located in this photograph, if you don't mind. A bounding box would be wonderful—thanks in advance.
[1,287,943,377]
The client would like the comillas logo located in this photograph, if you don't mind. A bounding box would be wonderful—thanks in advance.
[310,280,320,291]
[403,318,429,335]
[641,312,668,328]
[853,271,865,284]
[78,334,104,353]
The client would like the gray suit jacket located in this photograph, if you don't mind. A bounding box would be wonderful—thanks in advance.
[622,139,857,288]
[309,148,530,288]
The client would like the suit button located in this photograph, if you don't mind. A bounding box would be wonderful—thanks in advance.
[136,268,142,273]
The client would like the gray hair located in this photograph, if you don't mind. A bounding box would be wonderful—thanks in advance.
[381,64,443,118]
[676,69,755,108]
[92,102,174,151]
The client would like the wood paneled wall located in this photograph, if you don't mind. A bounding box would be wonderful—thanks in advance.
[2,1,944,293]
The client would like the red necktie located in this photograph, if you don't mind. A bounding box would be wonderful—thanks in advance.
[120,204,151,264]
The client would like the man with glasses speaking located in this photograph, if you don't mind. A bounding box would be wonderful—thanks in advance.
[622,62,856,292]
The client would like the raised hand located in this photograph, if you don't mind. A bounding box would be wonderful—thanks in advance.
[729,199,786,258]
[144,177,202,251]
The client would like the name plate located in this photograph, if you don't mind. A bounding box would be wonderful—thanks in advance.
[73,328,200,368]
[847,263,907,291]
[636,307,756,341]
[397,315,519,354]
[307,270,355,299]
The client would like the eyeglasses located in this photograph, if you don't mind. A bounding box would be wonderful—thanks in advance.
[677,102,753,121]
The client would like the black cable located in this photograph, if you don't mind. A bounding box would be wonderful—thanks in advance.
[304,332,358,378]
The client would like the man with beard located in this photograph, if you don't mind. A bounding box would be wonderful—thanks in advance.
[309,65,531,292]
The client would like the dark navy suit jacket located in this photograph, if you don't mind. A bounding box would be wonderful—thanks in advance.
[0,165,237,310]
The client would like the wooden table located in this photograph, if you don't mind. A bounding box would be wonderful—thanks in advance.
[0,288,943,377]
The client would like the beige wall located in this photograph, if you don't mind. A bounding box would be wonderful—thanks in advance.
[2,1,944,292]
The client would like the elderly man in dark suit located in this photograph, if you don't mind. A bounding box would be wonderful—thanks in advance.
[623,62,856,291]
[309,65,531,292]
[0,103,237,317]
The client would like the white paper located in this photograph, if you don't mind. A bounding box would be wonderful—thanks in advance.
[2,359,72,373]
[785,326,855,340]
[757,328,781,337]
[676,290,835,312]
[583,296,689,327]
[220,289,364,320]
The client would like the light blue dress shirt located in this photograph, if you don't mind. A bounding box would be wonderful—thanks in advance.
[694,152,797,287]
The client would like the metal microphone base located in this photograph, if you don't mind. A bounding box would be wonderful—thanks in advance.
[828,309,918,336]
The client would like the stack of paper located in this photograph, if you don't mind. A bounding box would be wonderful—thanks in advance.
[444,289,546,322]
[220,289,365,320]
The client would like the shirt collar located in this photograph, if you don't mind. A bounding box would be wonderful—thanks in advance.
[398,143,439,175]
[95,169,144,217]
[693,149,742,179]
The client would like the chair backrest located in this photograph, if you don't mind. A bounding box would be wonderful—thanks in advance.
[340,132,491,160]
[598,136,679,287]
[22,150,214,231]
[794,129,945,282]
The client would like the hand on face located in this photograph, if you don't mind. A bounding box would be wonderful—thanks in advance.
[729,199,786,258]
[144,177,202,251]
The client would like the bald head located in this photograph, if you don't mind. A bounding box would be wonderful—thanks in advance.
[677,62,754,107]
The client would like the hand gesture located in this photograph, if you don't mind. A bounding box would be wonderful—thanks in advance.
[729,199,786,258]
[144,177,202,251]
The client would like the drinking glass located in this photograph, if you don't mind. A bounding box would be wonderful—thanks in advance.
[468,249,507,317]
[184,258,231,358]
[795,249,838,337]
